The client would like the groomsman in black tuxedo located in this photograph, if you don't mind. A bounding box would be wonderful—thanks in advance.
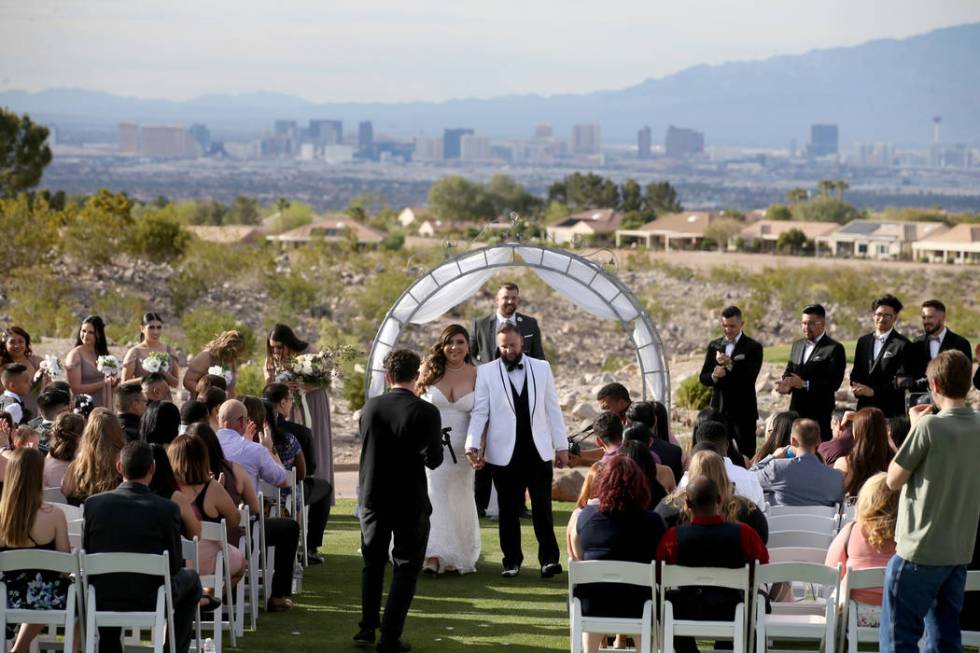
[470,282,545,363]
[849,294,910,418]
[776,304,846,442]
[698,306,764,457]
[900,299,973,399]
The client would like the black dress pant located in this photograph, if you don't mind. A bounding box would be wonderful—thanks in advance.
[303,477,332,551]
[474,466,493,513]
[265,516,299,598]
[730,416,758,459]
[97,568,202,653]
[489,449,558,569]
[359,507,429,644]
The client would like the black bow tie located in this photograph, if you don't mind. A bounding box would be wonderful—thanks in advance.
[506,361,524,372]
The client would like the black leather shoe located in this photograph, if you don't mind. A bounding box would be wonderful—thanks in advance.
[376,638,412,652]
[353,629,376,646]
[501,564,520,578]
[307,550,324,565]
[541,562,563,578]
[519,506,533,519]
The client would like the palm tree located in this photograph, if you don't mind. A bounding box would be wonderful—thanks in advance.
[786,187,809,204]
[835,180,850,200]
[817,180,835,198]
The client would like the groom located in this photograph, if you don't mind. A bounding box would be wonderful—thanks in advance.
[465,323,568,578]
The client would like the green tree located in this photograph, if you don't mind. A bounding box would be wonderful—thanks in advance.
[817,179,836,198]
[703,218,743,251]
[427,176,495,221]
[564,172,619,211]
[0,194,61,271]
[227,196,260,224]
[776,228,808,253]
[487,175,539,217]
[126,207,192,262]
[795,196,864,224]
[620,178,644,213]
[0,109,52,196]
[61,190,135,265]
[786,188,809,204]
[190,199,228,225]
[644,181,683,214]
[835,180,850,200]
[766,204,792,221]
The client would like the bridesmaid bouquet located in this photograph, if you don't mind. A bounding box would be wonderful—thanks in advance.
[142,351,171,374]
[208,365,234,385]
[278,345,358,390]
[32,355,63,393]
[97,355,121,377]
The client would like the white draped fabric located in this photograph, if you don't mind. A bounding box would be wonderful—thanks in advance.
[366,244,670,404]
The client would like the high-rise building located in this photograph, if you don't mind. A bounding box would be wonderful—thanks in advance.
[309,119,343,145]
[358,121,374,150]
[274,120,297,136]
[459,135,492,161]
[188,124,211,152]
[414,136,444,162]
[534,124,553,140]
[573,124,601,155]
[808,124,839,158]
[637,126,652,159]
[443,128,474,159]
[139,125,199,158]
[664,126,704,159]
[118,123,140,154]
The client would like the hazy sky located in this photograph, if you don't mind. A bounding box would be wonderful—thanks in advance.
[2,0,979,103]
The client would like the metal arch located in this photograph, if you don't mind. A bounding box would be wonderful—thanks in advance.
[364,242,670,407]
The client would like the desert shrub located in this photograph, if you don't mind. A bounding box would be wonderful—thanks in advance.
[61,190,134,265]
[264,271,319,318]
[180,308,256,360]
[126,208,191,262]
[675,374,712,410]
[342,369,366,412]
[169,240,271,314]
[601,355,628,372]
[355,269,413,323]
[91,292,146,345]
[381,232,405,251]
[4,267,76,337]
[235,361,267,397]
[0,195,61,270]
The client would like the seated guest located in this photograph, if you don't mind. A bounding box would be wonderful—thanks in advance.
[626,401,683,484]
[147,443,200,541]
[29,387,72,451]
[179,400,209,429]
[570,456,666,653]
[682,421,765,509]
[825,472,897,627]
[651,400,682,446]
[264,383,332,563]
[818,408,857,465]
[565,461,604,562]
[886,416,910,453]
[201,387,226,431]
[139,400,181,446]
[622,423,676,493]
[43,413,85,488]
[0,448,72,653]
[693,409,744,468]
[61,408,124,505]
[83,441,203,653]
[834,407,891,499]
[0,364,32,425]
[115,382,146,442]
[594,411,625,462]
[216,399,298,611]
[753,418,844,507]
[596,382,631,422]
[141,372,173,404]
[618,440,669,506]
[7,426,39,452]
[658,450,768,543]
[241,395,266,441]
[657,476,769,653]
[752,410,799,467]
[169,434,244,584]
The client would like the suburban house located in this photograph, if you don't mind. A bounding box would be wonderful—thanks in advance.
[911,223,980,264]
[615,211,718,250]
[815,220,947,259]
[185,225,264,244]
[266,214,384,247]
[738,220,838,252]
[546,208,623,245]
[397,207,426,228]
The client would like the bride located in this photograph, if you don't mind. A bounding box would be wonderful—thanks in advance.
[416,324,481,574]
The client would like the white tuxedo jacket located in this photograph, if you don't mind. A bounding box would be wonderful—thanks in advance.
[465,356,568,466]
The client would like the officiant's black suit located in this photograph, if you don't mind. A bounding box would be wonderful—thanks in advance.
[358,388,443,645]
[849,330,909,417]
[470,313,544,363]
[698,334,764,457]
[783,334,846,441]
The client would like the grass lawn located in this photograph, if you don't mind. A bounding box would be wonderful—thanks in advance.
[232,499,573,652]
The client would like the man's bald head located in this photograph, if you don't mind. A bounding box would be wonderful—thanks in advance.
[218,399,246,433]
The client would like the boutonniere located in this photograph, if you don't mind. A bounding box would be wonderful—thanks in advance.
[733,354,746,361]
[516,315,523,323]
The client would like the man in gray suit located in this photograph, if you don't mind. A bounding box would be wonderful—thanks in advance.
[751,418,843,507]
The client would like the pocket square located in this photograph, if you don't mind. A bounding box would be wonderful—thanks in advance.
[811,355,823,361]
[733,354,746,361]
[883,351,895,358]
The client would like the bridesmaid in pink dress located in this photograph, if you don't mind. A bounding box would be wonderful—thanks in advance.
[65,316,116,408]
[121,312,180,388]
[183,331,244,398]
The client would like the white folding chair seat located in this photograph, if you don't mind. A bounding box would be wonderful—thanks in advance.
[767,515,838,535]
[767,504,839,519]
[568,560,655,653]
[198,520,236,650]
[964,570,980,648]
[0,549,82,653]
[660,563,751,653]
[254,493,273,610]
[181,538,203,653]
[233,506,255,636]
[768,531,834,550]
[754,562,840,653]
[50,504,83,523]
[768,548,829,564]
[839,566,886,653]
[67,519,84,552]
[43,488,68,504]
[81,550,176,653]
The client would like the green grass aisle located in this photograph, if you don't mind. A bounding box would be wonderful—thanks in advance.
[233,499,573,652]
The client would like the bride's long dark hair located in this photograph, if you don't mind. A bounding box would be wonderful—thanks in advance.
[416,324,472,395]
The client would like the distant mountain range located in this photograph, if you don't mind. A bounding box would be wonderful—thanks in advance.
[3,22,979,146]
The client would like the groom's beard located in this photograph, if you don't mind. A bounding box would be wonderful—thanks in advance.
[501,352,522,366]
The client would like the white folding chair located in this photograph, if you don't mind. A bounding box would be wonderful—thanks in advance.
[232,506,254,636]
[964,570,980,648]
[660,563,751,653]
[839,566,885,653]
[754,562,840,653]
[767,515,838,535]
[255,492,273,610]
[294,477,309,567]
[198,520,237,650]
[768,548,829,564]
[568,560,655,653]
[68,519,84,552]
[81,550,176,653]
[0,549,82,653]
[181,538,203,653]
[767,504,840,519]
[768,531,834,550]
[43,488,68,504]
[50,504,83,523]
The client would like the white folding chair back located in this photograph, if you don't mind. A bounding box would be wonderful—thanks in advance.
[255,493,273,609]
[768,531,834,550]
[768,548,829,564]
[660,563,751,653]
[51,503,83,523]
[81,550,176,653]
[43,487,68,504]
[767,515,838,535]
[568,560,655,653]
[295,477,308,567]
[964,570,980,648]
[0,549,82,653]
[233,506,253,636]
[840,566,886,653]
[68,518,85,552]
[181,538,203,653]
[767,504,839,519]
[198,519,236,650]
[754,562,840,653]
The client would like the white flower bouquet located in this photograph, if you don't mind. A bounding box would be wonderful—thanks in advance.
[208,365,234,386]
[280,345,358,390]
[97,355,121,377]
[142,351,171,374]
[32,354,64,392]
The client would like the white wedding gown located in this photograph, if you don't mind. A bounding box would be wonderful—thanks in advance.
[422,386,481,573]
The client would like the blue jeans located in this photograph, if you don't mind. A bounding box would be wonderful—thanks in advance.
[880,554,966,653]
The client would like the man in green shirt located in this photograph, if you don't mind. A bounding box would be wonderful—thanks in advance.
[882,350,980,653]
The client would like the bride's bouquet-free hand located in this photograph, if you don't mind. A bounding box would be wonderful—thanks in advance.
[208,365,234,386]
[278,345,359,390]
[142,351,171,374]
[97,355,121,377]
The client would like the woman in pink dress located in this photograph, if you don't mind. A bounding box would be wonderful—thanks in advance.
[122,312,180,388]
[183,330,245,398]
[65,316,116,408]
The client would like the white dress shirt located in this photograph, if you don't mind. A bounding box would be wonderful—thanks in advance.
[679,458,765,510]
[928,327,947,360]
[505,355,527,391]
[724,332,742,358]
[1,391,24,425]
[496,313,517,330]
[803,332,825,364]
[873,329,893,361]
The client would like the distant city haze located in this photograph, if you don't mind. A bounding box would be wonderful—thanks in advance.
[2,0,980,102]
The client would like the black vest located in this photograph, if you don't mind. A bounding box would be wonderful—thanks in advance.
[510,373,536,463]
[668,521,746,620]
